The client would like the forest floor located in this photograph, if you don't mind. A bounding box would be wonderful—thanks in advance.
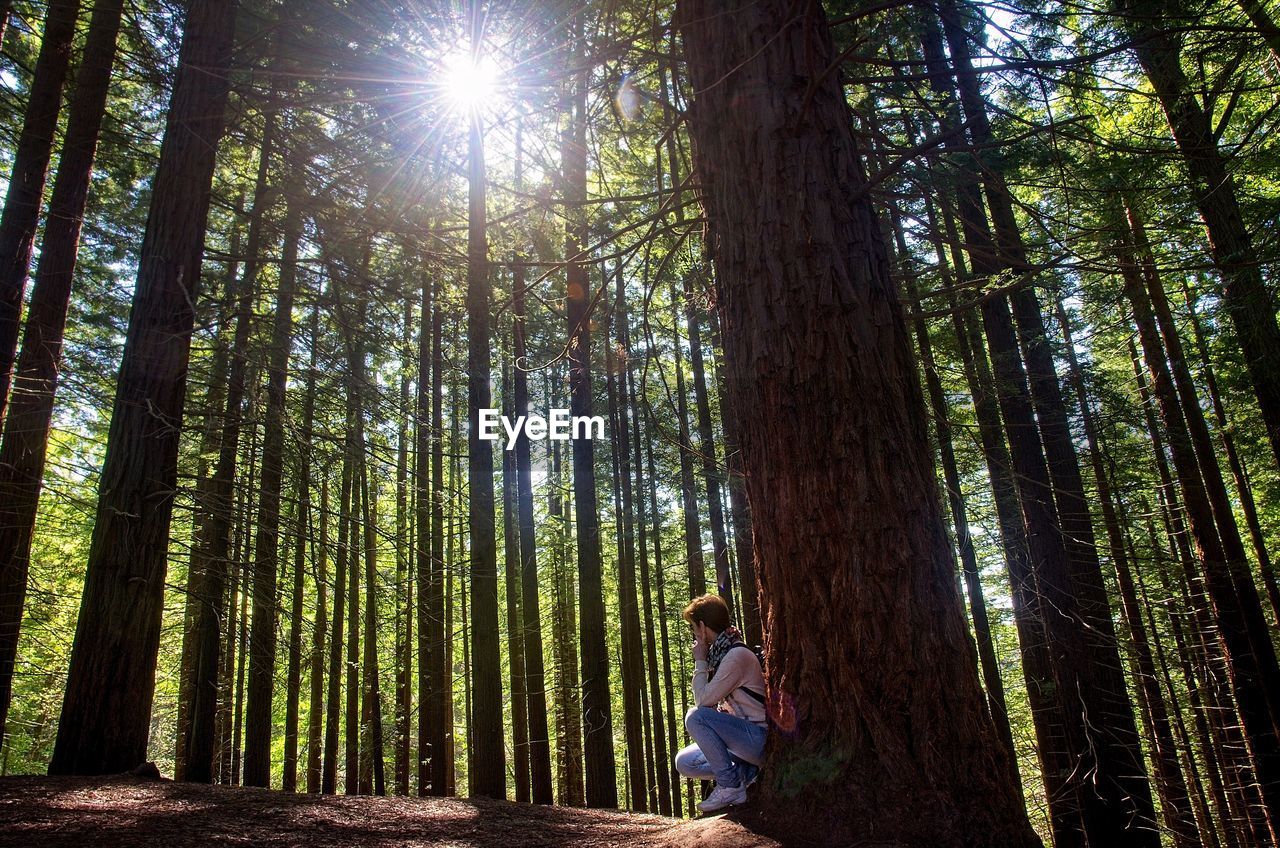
[0,774,781,848]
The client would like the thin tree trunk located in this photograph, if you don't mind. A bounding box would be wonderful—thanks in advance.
[1056,298,1200,848]
[280,209,309,793]
[512,136,554,806]
[682,277,732,611]
[502,355,530,803]
[414,270,432,796]
[322,438,352,795]
[706,310,759,646]
[307,465,328,794]
[605,270,648,812]
[1122,248,1280,833]
[628,351,673,816]
[0,0,81,420]
[464,88,505,796]
[359,454,386,796]
[394,299,412,797]
[561,17,616,807]
[1119,0,1280,472]
[1181,279,1280,625]
[890,207,1016,770]
[244,198,301,788]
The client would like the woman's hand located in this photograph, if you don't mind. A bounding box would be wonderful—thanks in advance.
[692,629,708,662]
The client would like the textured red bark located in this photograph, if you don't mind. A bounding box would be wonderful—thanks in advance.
[48,0,238,775]
[675,2,1039,844]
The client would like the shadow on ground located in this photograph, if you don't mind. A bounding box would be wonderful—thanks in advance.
[0,775,780,848]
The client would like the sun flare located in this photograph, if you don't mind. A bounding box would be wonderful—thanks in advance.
[440,50,501,114]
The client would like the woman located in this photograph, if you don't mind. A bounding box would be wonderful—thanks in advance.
[674,593,767,813]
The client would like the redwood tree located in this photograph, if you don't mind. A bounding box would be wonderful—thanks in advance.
[674,2,1041,844]
[48,0,239,775]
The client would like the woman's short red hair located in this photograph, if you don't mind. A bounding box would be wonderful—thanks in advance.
[682,593,730,633]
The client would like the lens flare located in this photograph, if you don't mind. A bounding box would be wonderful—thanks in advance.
[440,50,500,114]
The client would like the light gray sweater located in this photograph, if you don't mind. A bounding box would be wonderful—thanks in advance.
[692,647,767,726]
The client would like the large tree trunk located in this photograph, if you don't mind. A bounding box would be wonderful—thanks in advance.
[0,0,81,422]
[674,3,1039,844]
[48,0,237,775]
[0,0,125,743]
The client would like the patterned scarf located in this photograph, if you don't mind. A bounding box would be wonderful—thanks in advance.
[706,625,745,681]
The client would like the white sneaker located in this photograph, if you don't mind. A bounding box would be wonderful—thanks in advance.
[697,783,748,813]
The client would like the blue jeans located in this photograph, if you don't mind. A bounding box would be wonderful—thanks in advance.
[675,706,766,787]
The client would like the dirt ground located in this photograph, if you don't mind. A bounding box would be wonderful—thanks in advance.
[0,775,781,848]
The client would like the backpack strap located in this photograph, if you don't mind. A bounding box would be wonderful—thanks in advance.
[729,643,767,705]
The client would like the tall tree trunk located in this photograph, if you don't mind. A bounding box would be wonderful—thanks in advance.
[937,9,1160,841]
[605,270,648,812]
[706,310,759,646]
[322,439,352,795]
[0,0,81,420]
[643,400,681,814]
[243,198,301,787]
[669,292,705,600]
[1181,279,1280,625]
[928,196,1074,840]
[181,103,276,782]
[423,275,448,795]
[464,81,505,795]
[1122,246,1280,832]
[547,401,584,806]
[513,241,553,805]
[890,208,1016,770]
[1119,0,1280,472]
[394,299,412,797]
[502,356,530,803]
[307,464,328,794]
[345,402,360,794]
[561,18,616,808]
[0,0,125,743]
[682,277,732,611]
[359,455,386,796]
[49,0,238,775]
[280,208,309,791]
[177,221,241,780]
[674,3,1040,844]
[1056,298,1200,848]
[628,346,673,816]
